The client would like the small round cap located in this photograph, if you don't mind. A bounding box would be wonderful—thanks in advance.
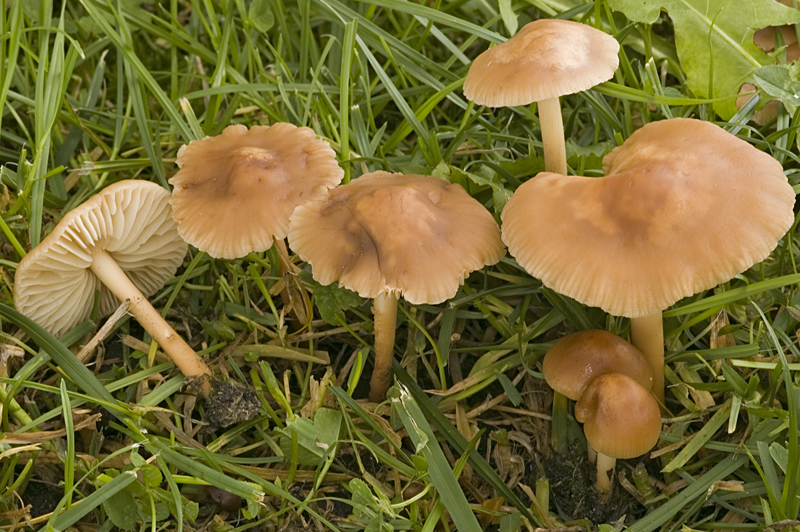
[288,171,505,304]
[574,373,661,459]
[14,181,188,337]
[502,118,796,317]
[542,330,653,400]
[463,19,620,107]
[170,123,344,259]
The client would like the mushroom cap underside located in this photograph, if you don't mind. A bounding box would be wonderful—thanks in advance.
[14,180,187,337]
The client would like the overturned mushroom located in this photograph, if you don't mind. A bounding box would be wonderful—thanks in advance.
[14,180,212,394]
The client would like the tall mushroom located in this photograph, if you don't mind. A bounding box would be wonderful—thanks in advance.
[502,118,796,403]
[169,123,344,324]
[463,19,620,174]
[288,171,505,402]
[14,180,212,394]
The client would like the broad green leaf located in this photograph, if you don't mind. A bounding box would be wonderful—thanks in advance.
[754,64,800,110]
[103,488,139,531]
[279,416,323,466]
[313,281,361,325]
[278,409,341,466]
[608,0,800,118]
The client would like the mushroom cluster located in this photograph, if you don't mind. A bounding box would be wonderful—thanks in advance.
[502,117,796,403]
[543,330,661,498]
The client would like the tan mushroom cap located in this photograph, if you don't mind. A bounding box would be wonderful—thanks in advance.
[574,373,661,459]
[14,181,188,337]
[288,171,505,304]
[169,123,344,259]
[463,19,620,107]
[542,330,653,401]
[502,118,796,318]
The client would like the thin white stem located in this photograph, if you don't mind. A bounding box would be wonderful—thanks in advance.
[596,451,616,498]
[631,311,664,405]
[89,250,211,395]
[538,96,567,175]
[369,292,399,402]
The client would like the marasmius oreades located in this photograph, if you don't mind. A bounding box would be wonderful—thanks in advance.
[464,19,620,174]
[289,171,505,402]
[169,123,344,324]
[14,180,213,394]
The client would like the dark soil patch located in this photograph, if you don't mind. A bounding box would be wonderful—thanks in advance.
[204,380,261,430]
[541,444,642,524]
[22,480,64,518]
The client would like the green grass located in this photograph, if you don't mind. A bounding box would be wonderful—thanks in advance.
[1,0,799,530]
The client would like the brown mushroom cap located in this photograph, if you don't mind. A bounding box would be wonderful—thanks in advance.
[542,330,653,400]
[501,118,796,318]
[574,373,661,459]
[169,123,344,259]
[463,19,620,107]
[288,171,505,304]
[14,181,187,337]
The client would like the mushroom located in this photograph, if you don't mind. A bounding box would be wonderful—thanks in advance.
[169,123,344,260]
[542,329,653,401]
[542,330,653,468]
[14,180,212,394]
[288,171,505,402]
[502,118,796,404]
[574,373,661,498]
[463,19,619,174]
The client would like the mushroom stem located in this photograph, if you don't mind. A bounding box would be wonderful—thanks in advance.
[596,451,616,499]
[369,292,399,402]
[538,97,567,175]
[89,250,212,395]
[587,443,597,464]
[630,311,664,404]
